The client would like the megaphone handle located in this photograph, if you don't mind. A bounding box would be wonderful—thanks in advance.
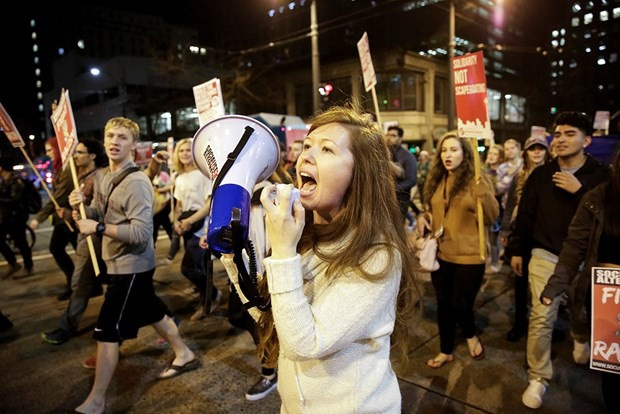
[212,125,255,192]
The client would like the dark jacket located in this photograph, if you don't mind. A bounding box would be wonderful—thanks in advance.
[0,173,27,223]
[508,155,610,258]
[541,183,606,319]
[35,166,73,225]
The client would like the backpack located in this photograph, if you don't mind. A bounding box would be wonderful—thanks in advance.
[21,178,42,214]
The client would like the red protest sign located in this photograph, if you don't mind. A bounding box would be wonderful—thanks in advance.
[0,102,26,148]
[134,141,153,166]
[452,51,492,139]
[590,267,620,374]
[50,90,79,169]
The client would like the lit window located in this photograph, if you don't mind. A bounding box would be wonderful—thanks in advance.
[36,80,42,88]
[77,40,85,49]
[601,11,609,21]
[572,3,581,13]
[200,48,206,55]
[58,48,64,55]
[560,38,565,46]
[584,13,593,24]
[268,9,275,17]
[560,28,566,35]
[34,56,39,64]
[572,17,580,26]
[288,2,295,10]
[569,60,578,68]
[586,1,593,9]
[35,68,40,76]
[552,39,559,47]
[559,60,564,66]
[614,7,620,19]
[586,47,592,53]
[598,85,604,90]
[551,60,557,67]
[552,72,558,78]
[585,32,592,39]
[599,44,607,51]
[30,19,35,27]
[597,57,606,65]
[31,32,37,40]
[487,88,501,120]
[552,30,559,37]
[37,92,42,100]
[38,104,44,112]
[32,44,38,52]
[504,94,526,123]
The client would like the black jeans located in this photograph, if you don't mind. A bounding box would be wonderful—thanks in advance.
[50,222,78,288]
[431,259,485,354]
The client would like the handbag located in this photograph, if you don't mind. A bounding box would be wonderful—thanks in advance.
[414,233,440,272]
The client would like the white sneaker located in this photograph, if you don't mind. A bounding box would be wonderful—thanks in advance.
[522,379,546,409]
[572,340,590,365]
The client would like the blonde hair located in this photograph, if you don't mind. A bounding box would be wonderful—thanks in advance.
[172,138,195,173]
[104,117,140,142]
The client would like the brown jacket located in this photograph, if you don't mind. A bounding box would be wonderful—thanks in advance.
[429,173,499,265]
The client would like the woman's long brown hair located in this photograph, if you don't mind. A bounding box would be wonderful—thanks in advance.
[256,105,420,368]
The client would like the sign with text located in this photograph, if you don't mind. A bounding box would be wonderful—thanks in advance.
[134,141,153,166]
[530,125,547,139]
[593,111,610,131]
[357,32,377,92]
[0,102,25,148]
[452,51,492,139]
[590,266,620,374]
[50,90,79,169]
[193,78,225,127]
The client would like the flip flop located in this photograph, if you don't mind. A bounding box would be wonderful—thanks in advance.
[468,336,485,360]
[426,354,454,369]
[158,358,200,380]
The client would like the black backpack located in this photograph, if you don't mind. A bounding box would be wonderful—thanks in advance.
[21,178,42,214]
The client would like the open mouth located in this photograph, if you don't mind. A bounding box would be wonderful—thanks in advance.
[299,172,317,194]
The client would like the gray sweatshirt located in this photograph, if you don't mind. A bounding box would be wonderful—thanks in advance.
[86,163,155,274]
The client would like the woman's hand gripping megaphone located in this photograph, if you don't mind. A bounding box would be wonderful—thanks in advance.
[261,183,304,260]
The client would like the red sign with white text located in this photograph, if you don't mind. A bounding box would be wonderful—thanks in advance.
[590,267,620,374]
[134,141,153,166]
[452,51,492,139]
[50,90,79,169]
[0,102,25,148]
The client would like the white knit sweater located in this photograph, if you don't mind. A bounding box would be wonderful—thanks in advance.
[221,243,402,413]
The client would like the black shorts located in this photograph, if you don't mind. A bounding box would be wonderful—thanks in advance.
[94,268,170,343]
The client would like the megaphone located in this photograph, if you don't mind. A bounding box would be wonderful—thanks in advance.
[192,115,280,253]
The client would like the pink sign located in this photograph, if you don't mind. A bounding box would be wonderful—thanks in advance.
[0,102,25,148]
[452,51,492,139]
[134,141,153,166]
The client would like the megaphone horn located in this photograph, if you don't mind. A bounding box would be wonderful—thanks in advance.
[192,115,280,253]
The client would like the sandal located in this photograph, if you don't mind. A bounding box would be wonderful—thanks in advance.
[426,353,454,369]
[467,336,485,360]
[158,357,200,380]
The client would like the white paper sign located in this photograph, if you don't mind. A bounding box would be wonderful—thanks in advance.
[193,78,225,127]
[593,111,610,131]
[357,32,377,92]
[0,102,25,148]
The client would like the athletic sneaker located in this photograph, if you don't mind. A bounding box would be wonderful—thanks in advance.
[522,379,546,409]
[245,374,278,401]
[41,328,71,345]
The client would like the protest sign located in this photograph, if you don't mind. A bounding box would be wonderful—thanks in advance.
[193,78,225,127]
[50,90,78,169]
[0,102,25,148]
[590,266,620,374]
[452,51,492,139]
[134,141,153,166]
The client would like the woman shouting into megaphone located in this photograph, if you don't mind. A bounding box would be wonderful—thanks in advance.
[220,106,420,413]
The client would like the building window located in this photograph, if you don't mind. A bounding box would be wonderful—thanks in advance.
[600,10,609,21]
[504,94,525,123]
[434,76,448,114]
[572,17,580,26]
[614,7,620,19]
[584,13,593,24]
[176,107,199,132]
[487,88,501,121]
[572,3,581,13]
[373,71,425,112]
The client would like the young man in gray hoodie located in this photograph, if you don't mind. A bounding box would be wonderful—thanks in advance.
[70,117,197,414]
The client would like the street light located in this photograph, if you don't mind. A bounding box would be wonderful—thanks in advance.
[310,0,321,113]
[89,66,127,116]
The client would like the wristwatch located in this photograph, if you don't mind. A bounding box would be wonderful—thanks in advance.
[96,222,106,236]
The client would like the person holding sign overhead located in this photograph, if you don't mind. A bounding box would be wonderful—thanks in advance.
[540,149,620,413]
[417,132,498,368]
